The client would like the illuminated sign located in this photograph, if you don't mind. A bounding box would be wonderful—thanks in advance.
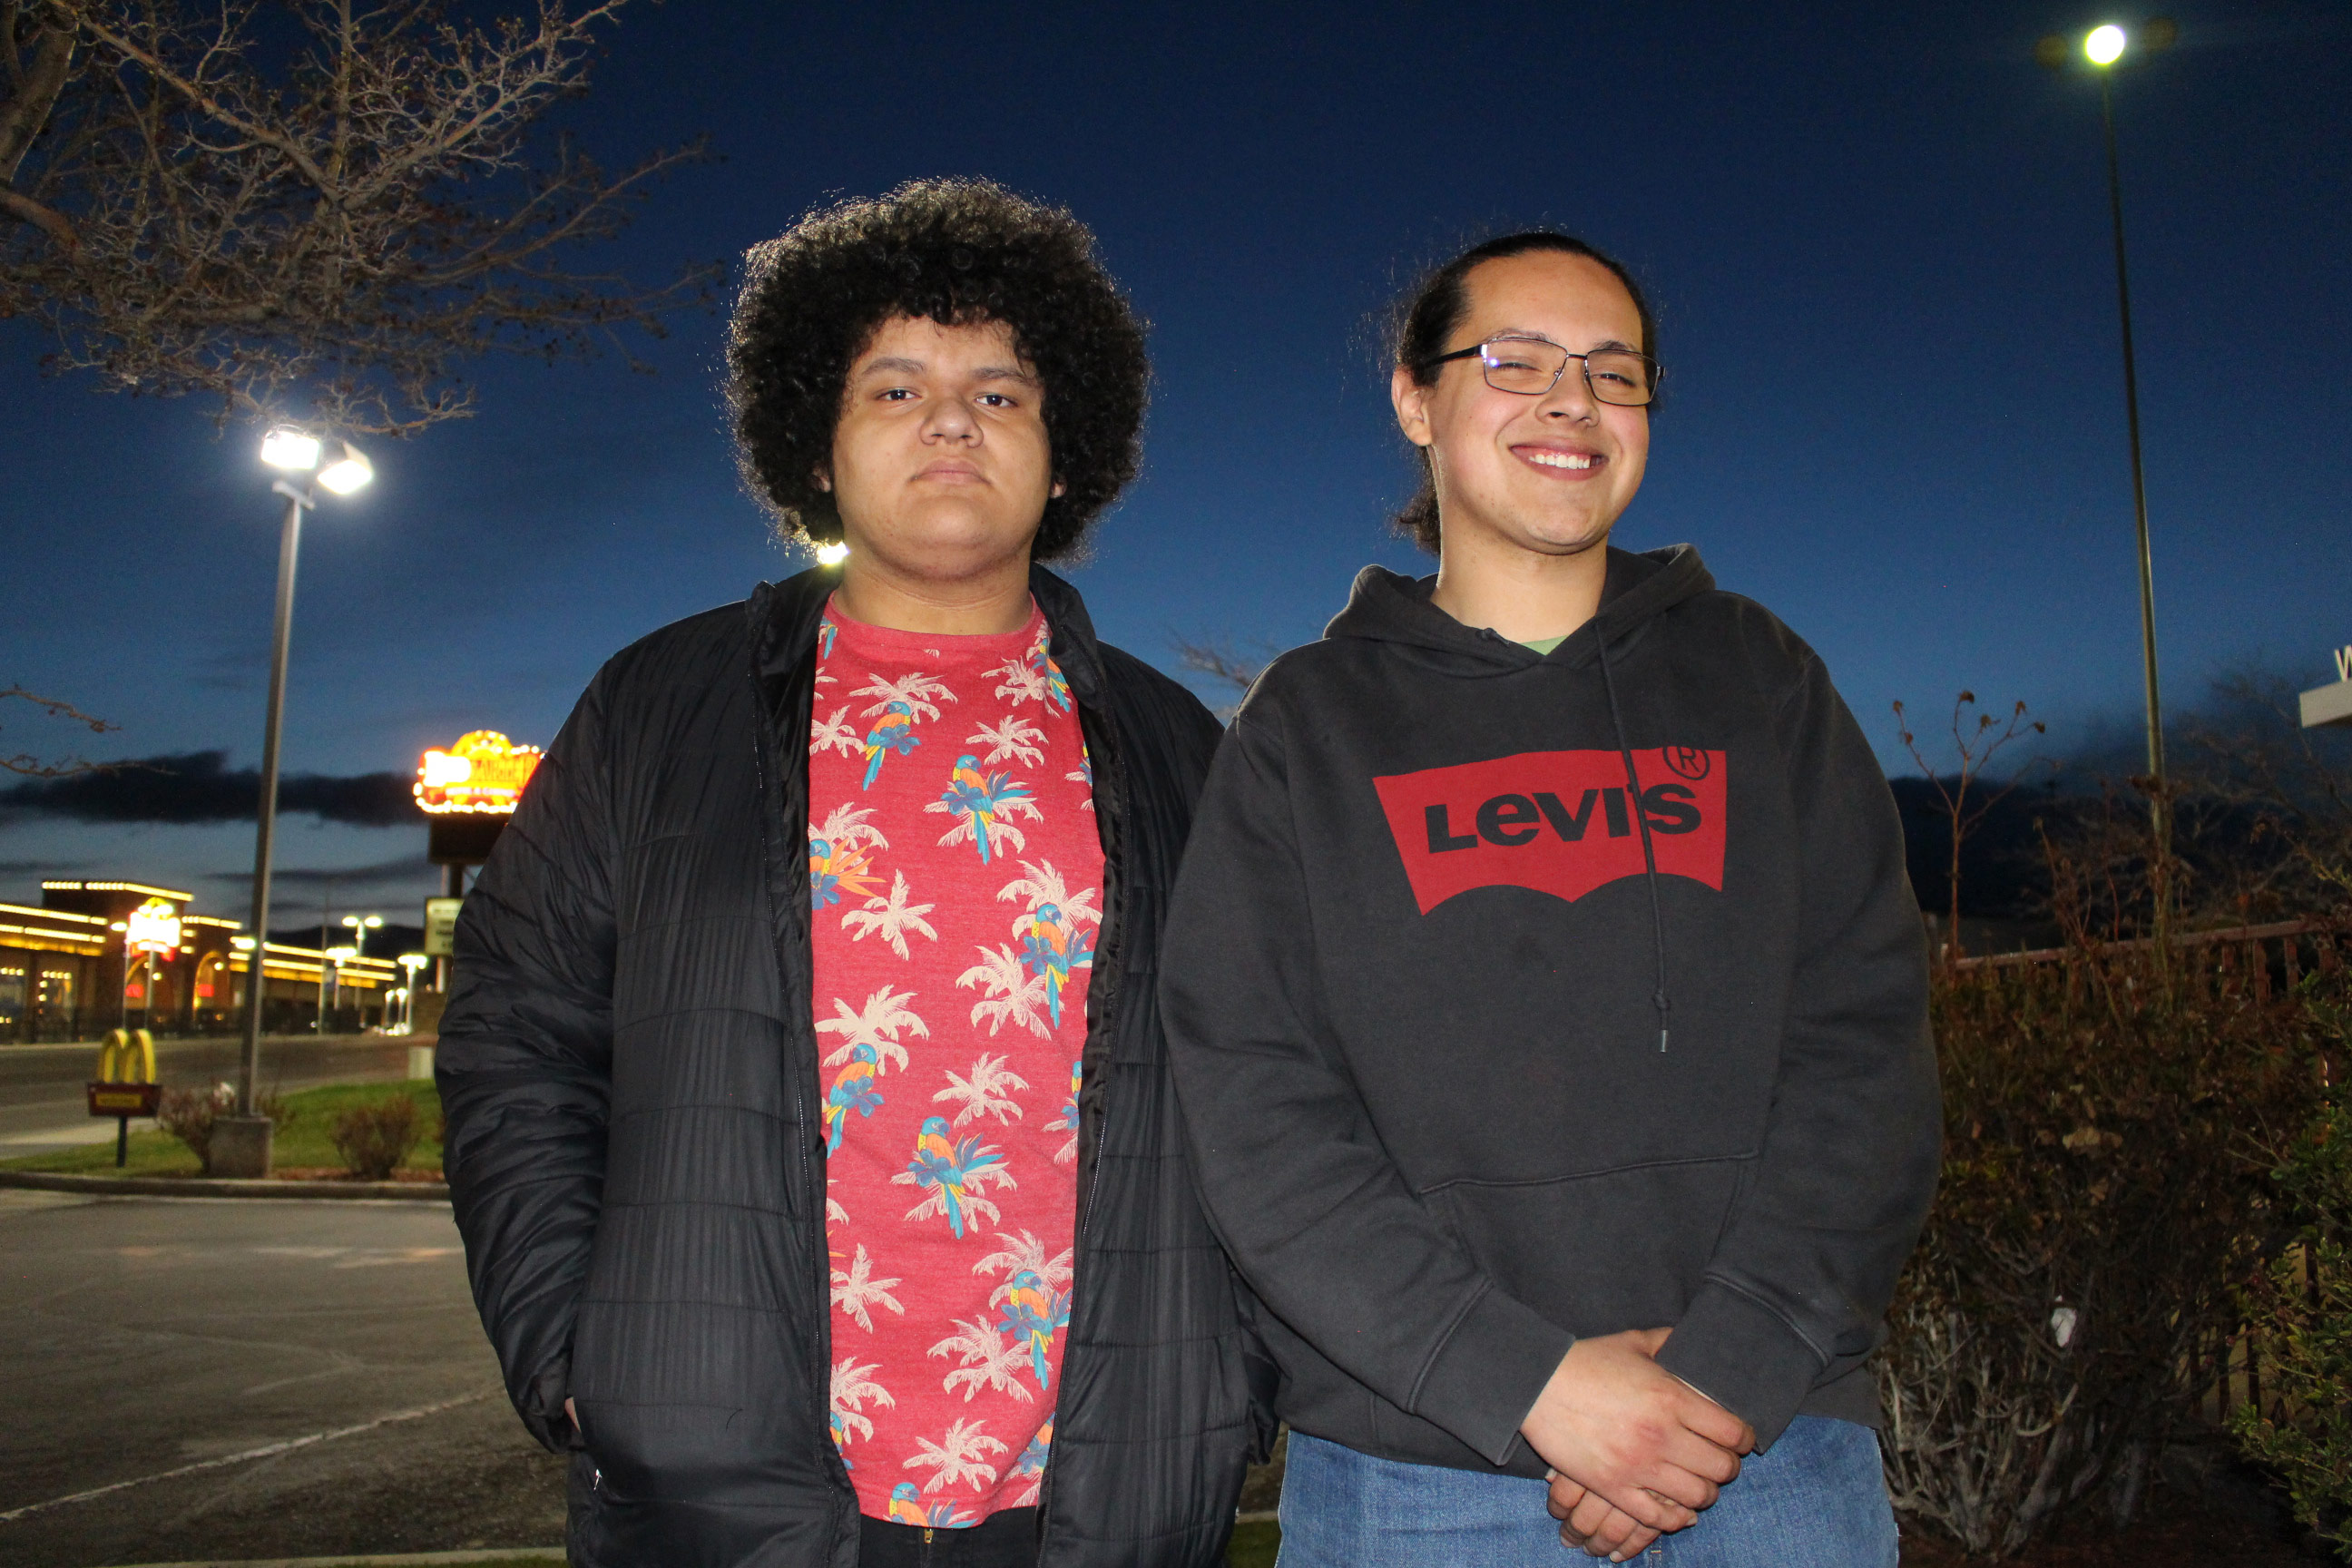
[415,730,543,815]
[124,897,181,956]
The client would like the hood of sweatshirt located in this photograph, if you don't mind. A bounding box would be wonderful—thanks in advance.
[1323,544,1716,675]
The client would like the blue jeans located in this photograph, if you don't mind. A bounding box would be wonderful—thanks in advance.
[1275,1418,1897,1568]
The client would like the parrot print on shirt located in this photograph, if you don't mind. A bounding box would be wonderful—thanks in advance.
[825,1043,886,1154]
[932,756,1036,866]
[863,701,921,789]
[995,1269,1065,1391]
[897,1114,1014,1239]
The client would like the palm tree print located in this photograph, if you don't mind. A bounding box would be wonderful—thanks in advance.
[903,1417,1008,1493]
[974,1230,1075,1308]
[987,652,1049,708]
[811,705,860,757]
[926,755,1039,864]
[840,869,937,958]
[995,859,1101,935]
[814,802,890,854]
[1066,741,1094,809]
[927,1315,1035,1403]
[894,1114,1015,1237]
[817,985,928,1073]
[934,1053,1027,1127]
[956,944,1051,1039]
[831,1242,905,1333]
[829,1355,896,1462]
[1044,1061,1081,1167]
[968,714,1046,768]
[854,669,957,725]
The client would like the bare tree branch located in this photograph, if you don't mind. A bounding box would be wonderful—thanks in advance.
[1170,635,1274,722]
[1,681,118,775]
[1,0,718,435]
[1895,691,2048,965]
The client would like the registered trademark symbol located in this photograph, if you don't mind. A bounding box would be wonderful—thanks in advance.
[1663,746,1710,780]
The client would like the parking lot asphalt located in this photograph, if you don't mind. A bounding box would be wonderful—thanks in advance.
[0,1190,565,1568]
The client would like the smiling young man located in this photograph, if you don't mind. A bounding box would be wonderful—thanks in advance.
[437,180,1262,1568]
[1160,232,1940,1566]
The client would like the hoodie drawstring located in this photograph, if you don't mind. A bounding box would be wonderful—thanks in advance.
[1594,630,1672,1053]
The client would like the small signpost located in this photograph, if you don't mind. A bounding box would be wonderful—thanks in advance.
[2299,645,2352,730]
[88,1027,161,1168]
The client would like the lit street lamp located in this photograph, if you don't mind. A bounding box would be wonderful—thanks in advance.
[322,943,358,1035]
[224,426,375,1173]
[2037,17,2179,849]
[342,912,384,957]
[397,953,430,1033]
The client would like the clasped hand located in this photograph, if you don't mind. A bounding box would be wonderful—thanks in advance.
[1518,1328,1755,1562]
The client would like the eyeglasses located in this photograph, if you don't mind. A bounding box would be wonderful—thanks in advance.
[1418,335,1661,407]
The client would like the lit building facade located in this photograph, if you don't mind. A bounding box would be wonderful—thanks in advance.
[0,880,397,1043]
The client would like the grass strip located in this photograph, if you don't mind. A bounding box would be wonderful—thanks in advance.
[1226,1518,1279,1567]
[0,1079,443,1177]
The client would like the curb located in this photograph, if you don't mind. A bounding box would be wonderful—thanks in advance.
[115,1553,563,1566]
[0,1169,448,1200]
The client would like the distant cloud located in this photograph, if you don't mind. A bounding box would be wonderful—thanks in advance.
[210,855,435,891]
[0,751,415,828]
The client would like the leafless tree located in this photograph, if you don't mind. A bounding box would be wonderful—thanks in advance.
[1895,691,2046,965]
[1,682,115,775]
[1170,636,1272,721]
[1,0,715,436]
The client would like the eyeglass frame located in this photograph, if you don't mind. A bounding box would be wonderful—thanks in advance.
[1416,334,1664,407]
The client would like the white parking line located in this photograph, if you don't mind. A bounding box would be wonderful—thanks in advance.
[0,1390,499,1524]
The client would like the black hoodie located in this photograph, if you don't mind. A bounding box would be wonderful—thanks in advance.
[1159,544,1939,1476]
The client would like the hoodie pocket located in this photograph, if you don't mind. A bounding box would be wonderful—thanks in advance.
[1429,1156,1753,1334]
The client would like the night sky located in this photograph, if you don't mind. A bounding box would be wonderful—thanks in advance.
[5,0,2348,931]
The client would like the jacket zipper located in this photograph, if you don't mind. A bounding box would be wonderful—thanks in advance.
[1031,701,1127,1554]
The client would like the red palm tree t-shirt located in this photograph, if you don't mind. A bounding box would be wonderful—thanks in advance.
[807,597,1101,1526]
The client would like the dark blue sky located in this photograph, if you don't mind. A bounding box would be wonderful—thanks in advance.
[5,0,2348,925]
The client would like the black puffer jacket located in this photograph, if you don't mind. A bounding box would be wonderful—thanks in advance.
[439,564,1265,1567]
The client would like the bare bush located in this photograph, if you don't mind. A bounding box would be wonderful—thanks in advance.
[155,1080,234,1171]
[328,1094,421,1180]
[1879,944,2329,1555]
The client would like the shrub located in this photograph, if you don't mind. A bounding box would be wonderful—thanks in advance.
[2233,1083,2352,1559]
[156,1082,236,1172]
[1877,948,2330,1557]
[328,1095,423,1181]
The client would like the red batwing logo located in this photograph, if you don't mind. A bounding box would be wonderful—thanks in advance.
[1371,748,1728,915]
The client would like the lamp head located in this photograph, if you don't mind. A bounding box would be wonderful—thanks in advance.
[316,440,374,495]
[2084,24,2127,64]
[261,426,323,472]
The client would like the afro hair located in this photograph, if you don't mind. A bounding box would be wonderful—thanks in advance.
[727,178,1149,562]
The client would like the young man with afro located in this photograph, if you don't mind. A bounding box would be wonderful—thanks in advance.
[439,179,1268,1568]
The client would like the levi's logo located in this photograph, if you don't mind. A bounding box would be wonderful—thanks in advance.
[1371,748,1728,915]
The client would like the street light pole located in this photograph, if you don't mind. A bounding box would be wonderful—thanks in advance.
[2097,68,2167,844]
[236,479,309,1113]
